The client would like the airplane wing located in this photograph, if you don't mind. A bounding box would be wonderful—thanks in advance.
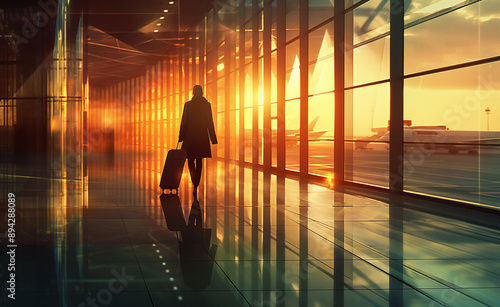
[453,138,500,144]
[290,130,327,142]
[308,130,327,141]
[466,138,500,145]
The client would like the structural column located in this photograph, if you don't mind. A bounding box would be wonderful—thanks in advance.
[252,0,259,166]
[334,0,345,184]
[263,0,272,169]
[299,0,309,177]
[238,0,246,164]
[212,9,219,159]
[276,0,286,171]
[199,22,205,87]
[389,3,405,305]
[389,0,404,193]
[225,30,232,163]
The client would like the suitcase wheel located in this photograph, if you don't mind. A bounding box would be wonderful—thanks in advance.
[163,188,179,194]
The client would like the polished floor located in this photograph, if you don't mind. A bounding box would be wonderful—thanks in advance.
[1,154,500,307]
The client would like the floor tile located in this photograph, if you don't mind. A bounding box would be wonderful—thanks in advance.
[139,261,238,292]
[150,291,250,307]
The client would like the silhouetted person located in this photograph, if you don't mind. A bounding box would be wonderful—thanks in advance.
[179,85,217,198]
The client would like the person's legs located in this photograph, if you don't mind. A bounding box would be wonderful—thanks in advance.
[194,158,203,187]
[187,158,197,187]
[188,158,203,198]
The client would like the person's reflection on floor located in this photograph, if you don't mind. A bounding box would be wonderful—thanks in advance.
[159,195,217,291]
[179,200,217,291]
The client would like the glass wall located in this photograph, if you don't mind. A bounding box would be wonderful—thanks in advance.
[0,0,85,181]
[97,0,500,209]
[403,0,500,206]
[344,0,390,187]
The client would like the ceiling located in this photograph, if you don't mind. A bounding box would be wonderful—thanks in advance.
[88,0,214,86]
[0,0,214,86]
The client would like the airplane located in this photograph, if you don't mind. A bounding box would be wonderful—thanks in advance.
[286,116,329,144]
[355,132,386,150]
[244,116,328,146]
[355,120,414,150]
[377,128,500,154]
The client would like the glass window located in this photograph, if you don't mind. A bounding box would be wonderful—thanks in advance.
[353,0,390,45]
[309,0,334,29]
[244,107,253,163]
[271,50,278,103]
[353,36,389,86]
[230,110,238,160]
[308,93,334,177]
[245,26,253,65]
[404,61,500,207]
[309,23,334,94]
[217,111,225,158]
[286,99,300,172]
[345,83,390,187]
[286,0,300,41]
[286,40,300,100]
[405,0,500,74]
[405,0,469,25]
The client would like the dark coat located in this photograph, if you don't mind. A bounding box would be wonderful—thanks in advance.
[178,96,217,158]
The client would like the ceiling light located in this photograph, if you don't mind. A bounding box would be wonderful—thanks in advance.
[154,30,159,33]
[160,16,165,19]
[157,23,161,26]
[164,9,169,12]
[169,1,174,4]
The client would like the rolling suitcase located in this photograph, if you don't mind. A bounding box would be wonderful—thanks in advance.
[160,142,186,193]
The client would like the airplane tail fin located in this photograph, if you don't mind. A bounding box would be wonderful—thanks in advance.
[308,116,319,132]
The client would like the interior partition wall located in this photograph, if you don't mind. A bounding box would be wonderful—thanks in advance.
[96,0,500,210]
[1,1,87,298]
